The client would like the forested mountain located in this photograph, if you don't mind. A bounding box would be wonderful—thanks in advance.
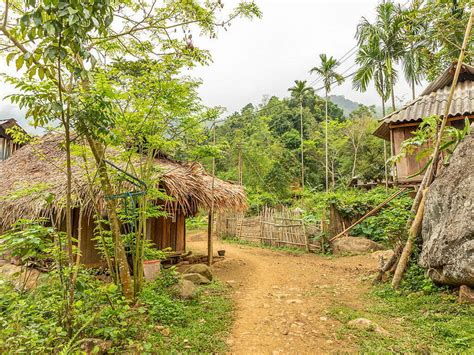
[329,95,360,116]
[207,89,385,207]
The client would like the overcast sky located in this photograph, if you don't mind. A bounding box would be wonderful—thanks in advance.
[0,0,424,132]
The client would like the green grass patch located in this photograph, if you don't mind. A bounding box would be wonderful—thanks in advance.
[328,285,474,353]
[221,235,306,255]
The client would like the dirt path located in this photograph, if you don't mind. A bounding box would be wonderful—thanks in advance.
[187,233,382,354]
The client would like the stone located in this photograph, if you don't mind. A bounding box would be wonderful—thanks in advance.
[331,237,385,255]
[172,279,197,300]
[0,264,43,290]
[371,250,394,261]
[458,285,474,304]
[184,263,213,281]
[420,127,474,287]
[182,272,211,285]
[80,338,112,353]
[347,318,388,335]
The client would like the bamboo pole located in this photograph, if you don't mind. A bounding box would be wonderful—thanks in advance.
[392,7,474,288]
[329,188,407,242]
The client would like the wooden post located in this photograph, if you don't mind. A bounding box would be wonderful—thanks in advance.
[208,123,216,266]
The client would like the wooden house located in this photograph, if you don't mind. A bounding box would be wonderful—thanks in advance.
[0,133,246,266]
[374,63,474,184]
[0,119,25,160]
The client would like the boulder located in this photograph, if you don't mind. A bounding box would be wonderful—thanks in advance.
[347,318,388,335]
[331,237,384,255]
[184,263,213,281]
[420,128,474,287]
[182,272,211,285]
[458,285,474,304]
[172,279,197,300]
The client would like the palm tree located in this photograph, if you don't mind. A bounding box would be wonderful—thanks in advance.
[400,2,428,99]
[356,0,403,111]
[310,54,345,192]
[353,37,391,189]
[288,80,312,190]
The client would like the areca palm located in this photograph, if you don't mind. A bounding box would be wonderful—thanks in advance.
[356,0,403,110]
[288,80,312,190]
[400,2,429,99]
[310,53,345,191]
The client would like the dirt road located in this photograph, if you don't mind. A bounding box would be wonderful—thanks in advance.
[187,233,381,354]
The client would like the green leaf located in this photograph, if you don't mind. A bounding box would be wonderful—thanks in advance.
[15,55,24,70]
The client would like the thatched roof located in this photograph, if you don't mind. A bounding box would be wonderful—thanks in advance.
[374,63,474,140]
[0,133,246,228]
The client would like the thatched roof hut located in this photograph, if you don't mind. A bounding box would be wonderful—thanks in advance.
[0,133,246,229]
[0,133,246,265]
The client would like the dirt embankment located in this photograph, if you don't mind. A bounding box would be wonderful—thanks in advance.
[187,233,381,354]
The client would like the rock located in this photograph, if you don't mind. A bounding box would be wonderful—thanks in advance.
[182,272,211,285]
[420,128,474,287]
[0,264,43,290]
[331,237,385,255]
[80,338,112,354]
[172,279,197,299]
[371,250,394,261]
[184,263,213,281]
[458,285,474,304]
[347,318,388,335]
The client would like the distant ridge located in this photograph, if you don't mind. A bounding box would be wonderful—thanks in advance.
[329,95,383,117]
[329,95,360,116]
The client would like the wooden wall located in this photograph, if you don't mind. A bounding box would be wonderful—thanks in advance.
[0,137,19,161]
[391,126,428,184]
[147,211,186,254]
[390,117,473,184]
[59,209,187,267]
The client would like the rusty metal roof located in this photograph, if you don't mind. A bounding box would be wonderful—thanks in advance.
[374,63,474,140]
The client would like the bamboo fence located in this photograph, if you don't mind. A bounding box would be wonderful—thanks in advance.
[215,206,323,252]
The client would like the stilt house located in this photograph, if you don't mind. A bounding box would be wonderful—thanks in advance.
[0,133,246,266]
[374,63,474,184]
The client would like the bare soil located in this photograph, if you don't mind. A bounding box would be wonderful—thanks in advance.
[187,232,382,354]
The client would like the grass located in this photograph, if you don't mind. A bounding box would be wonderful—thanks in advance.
[221,235,307,256]
[328,285,474,353]
[146,281,234,353]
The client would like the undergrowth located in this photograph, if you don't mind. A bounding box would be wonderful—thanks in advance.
[329,264,474,353]
[0,268,233,353]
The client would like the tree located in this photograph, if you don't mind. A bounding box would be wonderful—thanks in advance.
[309,54,345,192]
[0,0,261,305]
[288,80,312,190]
[356,0,403,111]
[399,1,429,99]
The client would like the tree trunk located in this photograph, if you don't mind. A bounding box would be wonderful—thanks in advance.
[300,101,304,191]
[391,79,396,111]
[351,145,358,178]
[381,98,388,190]
[411,78,416,100]
[85,136,133,300]
[325,91,329,192]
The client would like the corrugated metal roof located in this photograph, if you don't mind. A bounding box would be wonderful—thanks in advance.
[383,80,474,124]
[374,63,474,140]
